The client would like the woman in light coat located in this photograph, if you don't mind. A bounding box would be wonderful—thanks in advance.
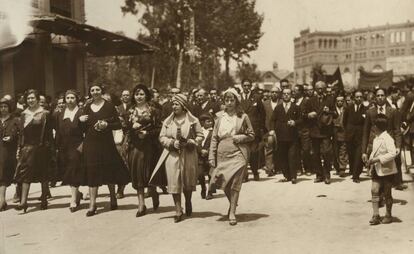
[151,94,203,223]
[209,88,255,225]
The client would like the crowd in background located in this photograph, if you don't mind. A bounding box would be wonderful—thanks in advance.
[0,78,412,225]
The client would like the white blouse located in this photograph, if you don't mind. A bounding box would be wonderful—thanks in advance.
[218,112,237,138]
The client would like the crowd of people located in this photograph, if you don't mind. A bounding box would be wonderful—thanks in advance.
[0,78,412,226]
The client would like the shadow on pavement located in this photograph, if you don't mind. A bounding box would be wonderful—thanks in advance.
[191,211,223,218]
[330,178,346,183]
[152,206,175,213]
[217,213,269,223]
[233,213,269,222]
[295,178,312,183]
[116,204,138,210]
[393,199,408,205]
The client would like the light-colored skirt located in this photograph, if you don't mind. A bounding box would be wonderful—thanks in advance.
[165,150,197,194]
[210,137,247,192]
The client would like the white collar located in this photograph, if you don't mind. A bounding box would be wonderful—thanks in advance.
[63,106,79,122]
[377,105,386,114]
[22,107,44,128]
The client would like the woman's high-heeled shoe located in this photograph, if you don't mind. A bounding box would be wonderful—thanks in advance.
[136,205,147,217]
[0,202,7,212]
[15,203,28,213]
[86,206,97,217]
[174,213,183,223]
[229,218,237,226]
[69,206,77,213]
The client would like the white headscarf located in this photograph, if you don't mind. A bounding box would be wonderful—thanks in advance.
[223,88,242,103]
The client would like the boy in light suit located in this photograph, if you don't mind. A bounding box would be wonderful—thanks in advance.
[367,114,398,225]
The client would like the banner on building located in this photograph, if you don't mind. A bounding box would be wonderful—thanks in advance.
[358,69,393,90]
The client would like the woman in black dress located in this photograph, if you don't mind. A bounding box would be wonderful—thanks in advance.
[0,98,20,211]
[79,85,130,217]
[14,89,54,212]
[55,90,84,212]
[127,84,162,217]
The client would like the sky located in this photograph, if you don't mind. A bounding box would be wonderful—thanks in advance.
[85,0,414,72]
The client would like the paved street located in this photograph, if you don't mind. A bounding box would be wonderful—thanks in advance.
[1,170,414,254]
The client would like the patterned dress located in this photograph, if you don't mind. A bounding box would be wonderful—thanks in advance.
[127,104,162,189]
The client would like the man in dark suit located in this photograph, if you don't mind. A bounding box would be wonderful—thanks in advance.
[332,93,348,177]
[263,87,282,176]
[303,81,335,184]
[117,90,132,126]
[294,84,312,175]
[343,90,367,182]
[269,88,301,184]
[192,88,221,118]
[383,86,406,190]
[161,87,180,120]
[240,80,266,181]
[361,88,402,185]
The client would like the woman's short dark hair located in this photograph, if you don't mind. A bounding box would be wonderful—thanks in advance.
[24,89,40,103]
[65,89,79,103]
[131,84,153,104]
[88,85,105,97]
[374,114,388,132]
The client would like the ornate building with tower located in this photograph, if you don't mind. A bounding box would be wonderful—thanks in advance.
[294,21,414,89]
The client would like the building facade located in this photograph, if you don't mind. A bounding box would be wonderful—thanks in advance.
[0,0,153,98]
[294,21,414,89]
[1,0,86,97]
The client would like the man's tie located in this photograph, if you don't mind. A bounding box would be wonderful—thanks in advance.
[379,106,384,114]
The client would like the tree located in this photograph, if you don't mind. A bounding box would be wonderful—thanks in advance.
[196,0,263,81]
[236,62,262,83]
[122,0,263,90]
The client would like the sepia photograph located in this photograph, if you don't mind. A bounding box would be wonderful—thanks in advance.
[1,0,414,253]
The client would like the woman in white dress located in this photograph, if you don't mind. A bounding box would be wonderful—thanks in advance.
[209,88,255,225]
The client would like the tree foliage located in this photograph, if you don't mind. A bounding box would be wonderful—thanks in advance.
[236,62,262,83]
[121,0,263,90]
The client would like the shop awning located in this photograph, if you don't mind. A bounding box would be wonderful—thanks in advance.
[31,15,156,56]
